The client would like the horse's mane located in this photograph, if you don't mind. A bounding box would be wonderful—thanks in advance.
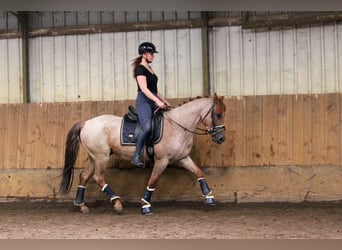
[170,95,210,109]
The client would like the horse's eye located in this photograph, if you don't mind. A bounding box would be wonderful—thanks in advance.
[216,113,222,119]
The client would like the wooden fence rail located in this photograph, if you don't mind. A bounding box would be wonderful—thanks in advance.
[0,93,341,170]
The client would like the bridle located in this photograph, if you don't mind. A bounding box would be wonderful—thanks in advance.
[164,102,225,136]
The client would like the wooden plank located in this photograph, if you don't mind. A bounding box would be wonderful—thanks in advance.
[234,97,245,166]
[0,105,7,168]
[96,101,110,116]
[32,103,49,169]
[278,95,294,165]
[16,104,28,169]
[24,104,39,169]
[54,103,67,168]
[311,94,325,164]
[80,101,95,121]
[6,104,19,168]
[293,95,304,165]
[44,103,59,169]
[221,97,236,166]
[261,95,279,166]
[28,19,203,38]
[302,95,313,164]
[209,12,342,28]
[325,93,340,165]
[71,102,82,124]
[0,29,21,39]
[245,96,262,166]
[242,12,342,29]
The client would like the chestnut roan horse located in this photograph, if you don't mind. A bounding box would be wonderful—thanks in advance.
[59,94,226,215]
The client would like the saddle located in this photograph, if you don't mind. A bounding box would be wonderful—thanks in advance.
[120,105,164,161]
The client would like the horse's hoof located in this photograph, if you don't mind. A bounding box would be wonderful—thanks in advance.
[141,205,153,215]
[80,205,90,213]
[113,200,123,214]
[204,197,215,205]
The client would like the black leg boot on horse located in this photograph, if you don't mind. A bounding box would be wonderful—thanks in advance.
[141,186,155,215]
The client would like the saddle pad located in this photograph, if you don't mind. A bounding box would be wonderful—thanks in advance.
[120,117,164,146]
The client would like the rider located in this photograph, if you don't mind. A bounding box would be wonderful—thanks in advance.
[131,42,170,168]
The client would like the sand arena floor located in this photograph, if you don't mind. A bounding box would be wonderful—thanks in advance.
[0,200,341,239]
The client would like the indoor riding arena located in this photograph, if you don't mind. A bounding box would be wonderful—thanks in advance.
[0,11,341,239]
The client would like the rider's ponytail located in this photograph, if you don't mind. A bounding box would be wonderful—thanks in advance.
[131,56,142,77]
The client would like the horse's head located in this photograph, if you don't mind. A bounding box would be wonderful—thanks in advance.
[201,93,226,144]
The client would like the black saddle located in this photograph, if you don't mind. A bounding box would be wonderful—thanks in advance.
[120,105,164,161]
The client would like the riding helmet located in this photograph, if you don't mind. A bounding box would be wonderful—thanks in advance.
[138,42,158,55]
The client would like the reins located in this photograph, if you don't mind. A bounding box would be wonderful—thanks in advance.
[163,103,217,136]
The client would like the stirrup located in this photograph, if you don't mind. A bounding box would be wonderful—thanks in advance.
[131,158,144,168]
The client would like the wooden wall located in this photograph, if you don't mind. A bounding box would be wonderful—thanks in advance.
[0,93,341,170]
[195,93,341,167]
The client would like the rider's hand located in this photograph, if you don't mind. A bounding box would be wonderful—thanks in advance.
[156,100,166,109]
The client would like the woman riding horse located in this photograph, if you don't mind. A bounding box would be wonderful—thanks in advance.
[59,43,226,215]
[60,94,226,215]
[131,42,170,168]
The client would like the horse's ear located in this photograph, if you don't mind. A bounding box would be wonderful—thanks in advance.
[214,93,223,101]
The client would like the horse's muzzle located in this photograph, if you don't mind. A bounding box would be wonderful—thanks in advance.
[209,125,225,144]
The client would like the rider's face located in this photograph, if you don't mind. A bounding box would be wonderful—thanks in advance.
[143,52,155,63]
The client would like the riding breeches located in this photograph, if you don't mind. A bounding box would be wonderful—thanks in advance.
[135,92,155,153]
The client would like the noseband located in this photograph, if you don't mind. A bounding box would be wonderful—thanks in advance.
[200,103,226,137]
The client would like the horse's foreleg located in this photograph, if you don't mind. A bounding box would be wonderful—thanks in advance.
[178,156,215,205]
[198,177,215,205]
[141,186,156,215]
[141,159,168,215]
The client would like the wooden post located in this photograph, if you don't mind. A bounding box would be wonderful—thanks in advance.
[18,11,30,103]
[201,11,210,96]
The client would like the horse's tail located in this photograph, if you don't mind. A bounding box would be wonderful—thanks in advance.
[59,121,84,194]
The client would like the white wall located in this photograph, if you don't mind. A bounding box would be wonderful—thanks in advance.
[1,12,342,103]
[210,23,342,96]
[28,28,203,102]
[0,38,22,103]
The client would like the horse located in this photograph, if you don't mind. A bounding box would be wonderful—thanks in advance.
[59,94,226,215]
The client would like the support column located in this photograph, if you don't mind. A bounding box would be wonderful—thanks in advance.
[201,11,210,96]
[17,11,30,103]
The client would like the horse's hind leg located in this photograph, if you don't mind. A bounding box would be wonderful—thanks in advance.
[74,157,95,213]
[92,157,123,214]
[178,156,215,205]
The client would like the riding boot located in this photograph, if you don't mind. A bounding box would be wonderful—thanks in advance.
[132,134,146,168]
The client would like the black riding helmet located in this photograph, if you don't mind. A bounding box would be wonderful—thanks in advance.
[138,42,158,55]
